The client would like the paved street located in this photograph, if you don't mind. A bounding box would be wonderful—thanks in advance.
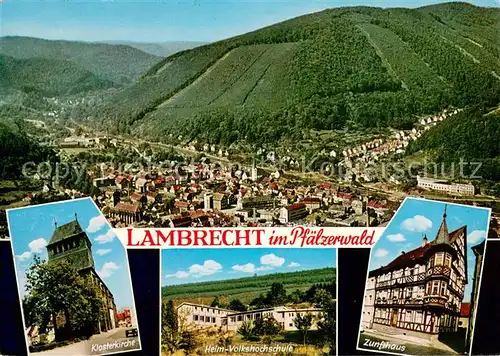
[31,327,141,355]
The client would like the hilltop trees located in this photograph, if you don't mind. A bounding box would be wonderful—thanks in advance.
[249,281,336,308]
[229,299,247,312]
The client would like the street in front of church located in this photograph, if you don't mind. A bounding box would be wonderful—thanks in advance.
[32,327,140,355]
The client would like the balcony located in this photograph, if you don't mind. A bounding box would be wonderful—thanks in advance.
[423,295,448,308]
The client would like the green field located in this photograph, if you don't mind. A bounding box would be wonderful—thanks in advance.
[162,267,336,305]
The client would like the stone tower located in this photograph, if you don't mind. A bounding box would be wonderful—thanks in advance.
[46,215,95,272]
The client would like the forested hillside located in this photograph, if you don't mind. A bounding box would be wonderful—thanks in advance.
[162,267,336,304]
[0,54,115,96]
[0,118,55,179]
[407,108,500,180]
[98,2,500,145]
[0,36,160,85]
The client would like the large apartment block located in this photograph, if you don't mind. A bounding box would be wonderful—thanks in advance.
[363,207,467,341]
[176,302,322,332]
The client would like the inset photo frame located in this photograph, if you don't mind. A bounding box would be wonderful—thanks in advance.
[7,197,141,356]
[357,197,490,355]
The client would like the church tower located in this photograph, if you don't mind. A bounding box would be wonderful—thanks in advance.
[433,205,451,245]
[46,214,95,272]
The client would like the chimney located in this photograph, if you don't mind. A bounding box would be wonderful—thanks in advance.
[401,251,405,255]
[54,219,57,229]
[422,234,428,247]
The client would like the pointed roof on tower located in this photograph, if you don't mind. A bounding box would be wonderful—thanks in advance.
[433,205,451,245]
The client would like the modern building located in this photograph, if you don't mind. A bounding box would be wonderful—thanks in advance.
[176,302,322,332]
[417,176,475,195]
[46,216,117,334]
[367,207,467,341]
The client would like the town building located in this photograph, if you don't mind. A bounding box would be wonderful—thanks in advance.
[459,303,470,334]
[279,203,307,223]
[240,196,276,210]
[367,207,467,341]
[213,193,230,211]
[111,202,142,223]
[46,216,117,335]
[303,197,321,212]
[361,276,376,330]
[417,176,475,195]
[176,302,322,332]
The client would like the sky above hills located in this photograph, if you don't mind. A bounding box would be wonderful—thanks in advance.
[1,0,499,43]
[162,248,337,286]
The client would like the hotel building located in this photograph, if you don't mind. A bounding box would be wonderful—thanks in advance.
[365,207,467,341]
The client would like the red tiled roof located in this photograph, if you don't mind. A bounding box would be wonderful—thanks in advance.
[171,216,192,226]
[130,193,143,201]
[287,203,306,211]
[175,201,189,208]
[337,192,352,199]
[460,303,470,317]
[304,197,321,203]
[386,243,432,269]
[318,183,332,189]
[368,201,385,209]
[378,225,467,273]
[115,176,125,184]
[114,202,140,213]
[190,210,208,219]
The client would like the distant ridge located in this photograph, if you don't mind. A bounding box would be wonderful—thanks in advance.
[100,40,209,57]
[0,36,161,85]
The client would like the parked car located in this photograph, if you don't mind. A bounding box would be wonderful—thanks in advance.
[126,328,138,337]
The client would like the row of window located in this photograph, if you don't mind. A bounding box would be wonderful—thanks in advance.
[192,306,224,314]
[48,239,83,255]
[193,315,216,323]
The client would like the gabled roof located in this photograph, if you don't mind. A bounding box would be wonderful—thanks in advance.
[385,243,433,270]
[372,224,467,274]
[47,219,84,246]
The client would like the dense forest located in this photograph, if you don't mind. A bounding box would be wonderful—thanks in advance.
[0,37,161,85]
[95,2,500,146]
[162,267,336,302]
[0,54,116,97]
[406,108,500,181]
[0,118,56,179]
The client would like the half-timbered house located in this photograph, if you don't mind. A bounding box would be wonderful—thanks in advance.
[368,207,467,341]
